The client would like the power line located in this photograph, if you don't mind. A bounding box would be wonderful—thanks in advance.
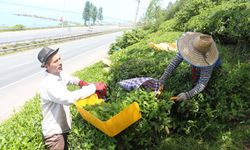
[0,1,79,15]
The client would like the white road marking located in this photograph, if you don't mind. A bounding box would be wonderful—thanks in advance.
[7,60,35,70]
[0,70,43,91]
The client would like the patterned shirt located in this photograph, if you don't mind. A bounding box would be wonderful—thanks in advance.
[159,53,215,99]
[118,77,161,93]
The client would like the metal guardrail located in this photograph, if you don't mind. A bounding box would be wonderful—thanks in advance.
[0,28,130,54]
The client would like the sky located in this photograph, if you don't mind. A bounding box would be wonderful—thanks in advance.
[0,0,176,27]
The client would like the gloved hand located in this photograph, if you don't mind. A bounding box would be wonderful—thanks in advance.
[176,92,188,102]
[159,81,164,90]
[79,80,88,87]
[156,81,164,98]
[94,82,107,91]
[159,79,165,86]
[94,82,107,99]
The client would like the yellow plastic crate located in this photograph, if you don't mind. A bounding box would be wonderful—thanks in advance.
[75,94,142,137]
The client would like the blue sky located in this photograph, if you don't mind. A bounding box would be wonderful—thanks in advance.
[0,0,176,27]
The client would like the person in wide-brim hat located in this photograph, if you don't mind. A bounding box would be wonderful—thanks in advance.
[159,32,221,102]
[178,32,219,67]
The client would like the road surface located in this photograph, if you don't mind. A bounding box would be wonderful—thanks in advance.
[0,25,127,44]
[0,31,123,123]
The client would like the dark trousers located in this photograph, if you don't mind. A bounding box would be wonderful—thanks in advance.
[44,133,69,150]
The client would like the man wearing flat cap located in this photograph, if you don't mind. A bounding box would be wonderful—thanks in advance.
[37,47,106,149]
[159,32,220,101]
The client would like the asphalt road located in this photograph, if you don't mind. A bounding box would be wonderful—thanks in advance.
[0,25,125,44]
[0,31,123,123]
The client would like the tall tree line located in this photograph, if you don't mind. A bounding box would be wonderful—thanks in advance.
[82,1,103,25]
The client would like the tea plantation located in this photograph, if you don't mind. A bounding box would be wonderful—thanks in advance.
[0,0,249,149]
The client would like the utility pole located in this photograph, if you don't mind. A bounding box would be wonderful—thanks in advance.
[62,0,65,29]
[134,0,140,26]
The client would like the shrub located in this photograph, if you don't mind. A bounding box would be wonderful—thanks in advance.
[174,0,217,30]
[1,17,249,148]
[11,24,25,30]
[0,95,43,149]
[108,28,149,54]
[185,2,250,44]
[159,19,179,32]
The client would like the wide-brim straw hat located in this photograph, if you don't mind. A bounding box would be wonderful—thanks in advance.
[177,32,219,67]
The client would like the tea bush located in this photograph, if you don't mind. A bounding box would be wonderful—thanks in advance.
[1,0,250,147]
[0,95,43,149]
[156,0,249,45]
[174,0,217,30]
[70,61,175,149]
[185,2,250,44]
[1,37,249,149]
[108,28,150,55]
[159,18,179,32]
[104,28,250,148]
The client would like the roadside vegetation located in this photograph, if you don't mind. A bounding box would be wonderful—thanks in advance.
[0,0,249,149]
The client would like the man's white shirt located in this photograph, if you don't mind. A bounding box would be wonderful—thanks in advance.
[39,71,96,137]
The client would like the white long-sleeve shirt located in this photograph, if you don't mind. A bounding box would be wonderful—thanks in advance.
[39,71,96,137]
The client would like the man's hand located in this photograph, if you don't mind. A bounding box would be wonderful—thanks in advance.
[79,80,88,87]
[176,92,188,101]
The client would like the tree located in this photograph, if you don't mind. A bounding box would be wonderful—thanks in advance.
[97,7,103,23]
[91,6,97,25]
[143,0,165,30]
[163,0,185,20]
[12,24,25,30]
[83,1,103,25]
[82,1,91,25]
